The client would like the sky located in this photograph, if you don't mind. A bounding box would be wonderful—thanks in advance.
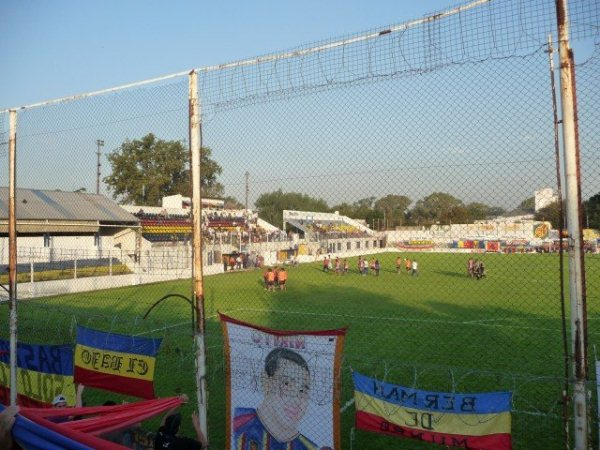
[0,1,457,110]
[0,1,598,210]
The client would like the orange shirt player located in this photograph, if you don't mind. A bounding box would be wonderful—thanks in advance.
[277,268,288,290]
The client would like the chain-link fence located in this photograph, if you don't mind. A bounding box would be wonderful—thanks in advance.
[1,0,600,448]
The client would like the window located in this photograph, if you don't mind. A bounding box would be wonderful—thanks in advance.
[347,242,351,250]
[94,233,101,247]
[356,241,361,249]
[43,233,52,248]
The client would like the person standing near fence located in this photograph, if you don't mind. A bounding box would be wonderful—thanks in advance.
[396,256,402,274]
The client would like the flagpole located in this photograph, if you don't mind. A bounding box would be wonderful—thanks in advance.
[189,69,209,443]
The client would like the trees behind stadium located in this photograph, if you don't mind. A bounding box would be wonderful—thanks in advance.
[104,133,224,206]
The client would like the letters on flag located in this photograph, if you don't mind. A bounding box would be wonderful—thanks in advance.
[0,339,75,407]
[74,325,162,399]
[220,313,346,450]
[353,372,512,450]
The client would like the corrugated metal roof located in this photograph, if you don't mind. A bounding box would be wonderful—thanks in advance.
[0,188,139,223]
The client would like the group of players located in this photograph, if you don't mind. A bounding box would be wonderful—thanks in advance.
[319,254,419,276]
[467,257,487,279]
[262,266,288,291]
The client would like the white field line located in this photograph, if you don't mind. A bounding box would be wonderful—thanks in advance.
[232,308,566,333]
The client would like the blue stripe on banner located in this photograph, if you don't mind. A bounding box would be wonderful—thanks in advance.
[0,404,92,450]
[0,339,74,375]
[352,372,512,414]
[76,326,162,356]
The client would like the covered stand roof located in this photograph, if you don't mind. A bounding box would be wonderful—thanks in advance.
[0,188,138,234]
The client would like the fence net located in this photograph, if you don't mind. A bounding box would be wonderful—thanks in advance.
[1,0,600,449]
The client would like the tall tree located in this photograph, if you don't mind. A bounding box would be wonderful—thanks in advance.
[535,201,563,229]
[374,194,411,229]
[466,203,505,222]
[515,196,535,214]
[410,192,464,225]
[254,190,329,226]
[104,133,223,206]
[584,192,600,229]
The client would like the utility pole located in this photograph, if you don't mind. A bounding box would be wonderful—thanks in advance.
[245,171,250,212]
[555,1,588,448]
[96,139,104,195]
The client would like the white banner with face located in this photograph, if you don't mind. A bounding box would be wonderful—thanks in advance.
[220,314,346,450]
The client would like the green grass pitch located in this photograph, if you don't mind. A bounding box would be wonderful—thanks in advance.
[1,251,599,449]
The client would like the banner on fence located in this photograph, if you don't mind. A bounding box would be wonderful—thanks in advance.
[220,313,346,450]
[0,339,75,407]
[73,325,162,399]
[353,372,512,450]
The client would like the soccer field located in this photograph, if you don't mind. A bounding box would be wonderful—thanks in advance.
[2,251,599,449]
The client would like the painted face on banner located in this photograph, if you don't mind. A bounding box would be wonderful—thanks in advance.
[265,358,311,429]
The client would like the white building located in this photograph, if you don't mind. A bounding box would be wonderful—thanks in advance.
[535,188,558,212]
[0,188,139,266]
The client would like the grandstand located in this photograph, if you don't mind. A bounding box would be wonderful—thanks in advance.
[0,187,138,270]
[283,210,373,240]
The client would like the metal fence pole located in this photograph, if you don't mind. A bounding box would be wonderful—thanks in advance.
[189,69,209,444]
[555,1,588,448]
[8,109,18,406]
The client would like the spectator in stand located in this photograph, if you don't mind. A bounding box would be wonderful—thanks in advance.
[277,267,288,290]
[154,394,207,450]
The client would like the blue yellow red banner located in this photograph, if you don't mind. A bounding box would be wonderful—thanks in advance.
[73,325,162,399]
[0,339,75,407]
[353,372,512,449]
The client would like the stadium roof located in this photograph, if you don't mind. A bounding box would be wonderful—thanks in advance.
[0,188,138,223]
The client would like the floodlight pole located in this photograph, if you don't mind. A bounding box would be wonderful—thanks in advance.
[555,1,589,448]
[8,110,18,406]
[189,69,209,444]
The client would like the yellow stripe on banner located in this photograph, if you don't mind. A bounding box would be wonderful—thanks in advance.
[0,361,76,405]
[354,391,511,436]
[74,344,156,382]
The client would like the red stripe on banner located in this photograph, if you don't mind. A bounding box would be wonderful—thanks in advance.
[219,312,347,336]
[356,410,512,450]
[74,366,155,399]
[0,385,52,408]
